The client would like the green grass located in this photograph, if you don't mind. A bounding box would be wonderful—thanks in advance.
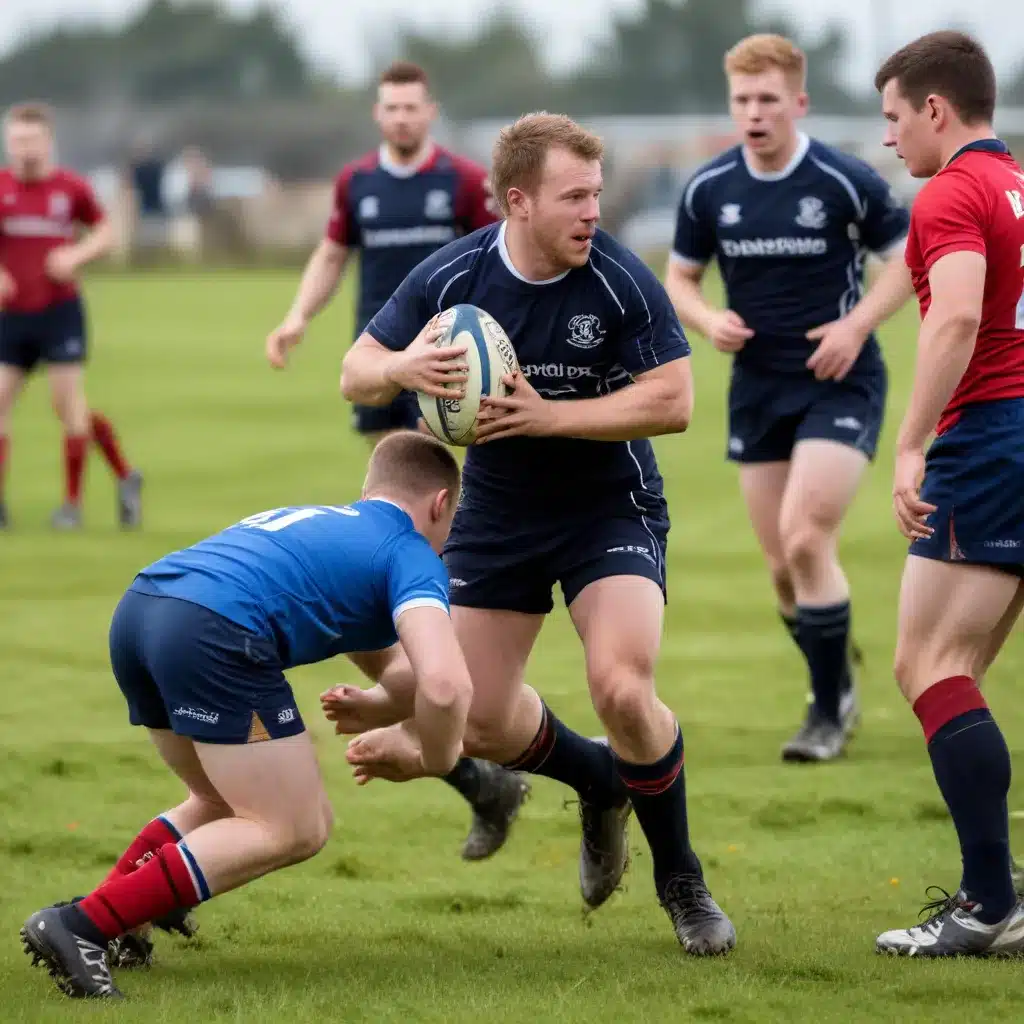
[0,267,1022,1021]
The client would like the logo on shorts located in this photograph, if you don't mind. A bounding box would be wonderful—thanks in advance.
[173,706,220,725]
[359,195,379,220]
[795,196,827,229]
[833,416,862,431]
[424,189,452,220]
[719,204,742,226]
[728,436,745,455]
[277,707,297,725]
[567,313,604,350]
[606,544,656,565]
[448,577,467,589]
[62,338,83,357]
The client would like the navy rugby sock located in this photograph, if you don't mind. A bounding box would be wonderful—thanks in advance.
[614,724,701,892]
[914,676,1014,925]
[797,601,850,723]
[504,702,625,808]
[443,758,484,804]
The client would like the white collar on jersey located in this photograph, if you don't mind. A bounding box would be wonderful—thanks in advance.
[378,142,435,179]
[742,131,810,182]
[495,221,570,285]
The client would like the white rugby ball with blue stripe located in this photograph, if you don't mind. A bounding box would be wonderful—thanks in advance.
[418,304,521,447]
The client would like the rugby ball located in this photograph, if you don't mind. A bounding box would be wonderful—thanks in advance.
[417,304,520,446]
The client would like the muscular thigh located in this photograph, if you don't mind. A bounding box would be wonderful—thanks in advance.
[738,461,790,563]
[452,605,544,722]
[779,438,868,537]
[896,556,1024,702]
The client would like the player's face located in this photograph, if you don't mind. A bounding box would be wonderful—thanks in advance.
[880,79,943,178]
[4,120,53,178]
[374,83,436,158]
[728,69,807,160]
[520,147,602,271]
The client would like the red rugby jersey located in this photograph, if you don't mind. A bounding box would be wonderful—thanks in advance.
[0,167,104,313]
[905,140,1024,434]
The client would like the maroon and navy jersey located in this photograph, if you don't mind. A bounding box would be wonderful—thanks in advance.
[906,140,1024,434]
[326,145,498,333]
[0,168,104,313]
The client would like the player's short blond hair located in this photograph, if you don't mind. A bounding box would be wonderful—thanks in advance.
[491,112,604,216]
[364,430,461,507]
[724,34,807,91]
[3,102,54,130]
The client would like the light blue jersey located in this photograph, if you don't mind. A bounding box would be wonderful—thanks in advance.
[134,500,449,668]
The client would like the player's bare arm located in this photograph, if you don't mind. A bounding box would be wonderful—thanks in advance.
[475,358,692,444]
[46,216,113,283]
[664,258,753,353]
[266,238,349,369]
[340,325,468,404]
[806,247,915,382]
[892,250,985,541]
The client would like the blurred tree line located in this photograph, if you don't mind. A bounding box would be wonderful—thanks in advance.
[0,0,1021,174]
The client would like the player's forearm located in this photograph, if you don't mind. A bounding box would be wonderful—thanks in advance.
[896,311,979,451]
[339,340,403,406]
[548,375,692,441]
[68,220,114,268]
[665,265,716,337]
[413,674,470,776]
[289,241,347,322]
[846,254,914,335]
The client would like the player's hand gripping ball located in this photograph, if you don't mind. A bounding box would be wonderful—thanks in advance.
[417,304,520,446]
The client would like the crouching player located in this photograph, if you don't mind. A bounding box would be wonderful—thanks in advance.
[21,431,473,999]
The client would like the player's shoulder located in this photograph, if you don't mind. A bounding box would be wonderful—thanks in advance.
[419,222,500,281]
[805,138,877,180]
[679,145,742,212]
[433,146,487,180]
[587,228,666,300]
[51,166,94,192]
[335,150,380,186]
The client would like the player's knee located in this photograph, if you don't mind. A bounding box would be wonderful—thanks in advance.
[781,519,833,574]
[277,808,332,866]
[463,709,515,761]
[590,664,657,739]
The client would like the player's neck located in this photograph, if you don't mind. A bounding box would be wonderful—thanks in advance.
[501,221,571,283]
[380,140,433,174]
[11,162,53,183]
[939,125,998,169]
[742,129,805,177]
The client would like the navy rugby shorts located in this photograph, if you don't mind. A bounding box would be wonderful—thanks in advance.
[0,297,87,372]
[108,580,306,744]
[909,398,1024,578]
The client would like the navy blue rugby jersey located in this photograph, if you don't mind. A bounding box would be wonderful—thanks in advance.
[672,133,909,375]
[365,222,690,519]
[328,144,498,335]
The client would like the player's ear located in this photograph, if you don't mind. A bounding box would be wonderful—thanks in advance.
[430,488,450,523]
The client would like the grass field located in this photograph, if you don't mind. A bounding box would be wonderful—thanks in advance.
[0,266,1022,1022]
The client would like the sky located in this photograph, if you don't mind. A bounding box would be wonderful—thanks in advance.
[0,0,1019,93]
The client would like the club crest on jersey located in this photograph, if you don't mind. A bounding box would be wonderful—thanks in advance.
[358,195,379,220]
[719,203,742,226]
[48,191,70,219]
[795,196,827,229]
[567,313,604,350]
[424,189,452,220]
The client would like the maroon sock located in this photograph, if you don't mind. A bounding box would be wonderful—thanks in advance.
[89,411,131,480]
[64,434,88,504]
[76,842,203,941]
[103,815,181,884]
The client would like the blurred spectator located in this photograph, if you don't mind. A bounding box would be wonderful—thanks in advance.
[124,139,169,261]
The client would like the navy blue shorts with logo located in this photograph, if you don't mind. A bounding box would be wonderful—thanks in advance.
[909,398,1024,578]
[726,363,887,463]
[108,580,306,744]
[0,297,88,372]
[443,505,669,615]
